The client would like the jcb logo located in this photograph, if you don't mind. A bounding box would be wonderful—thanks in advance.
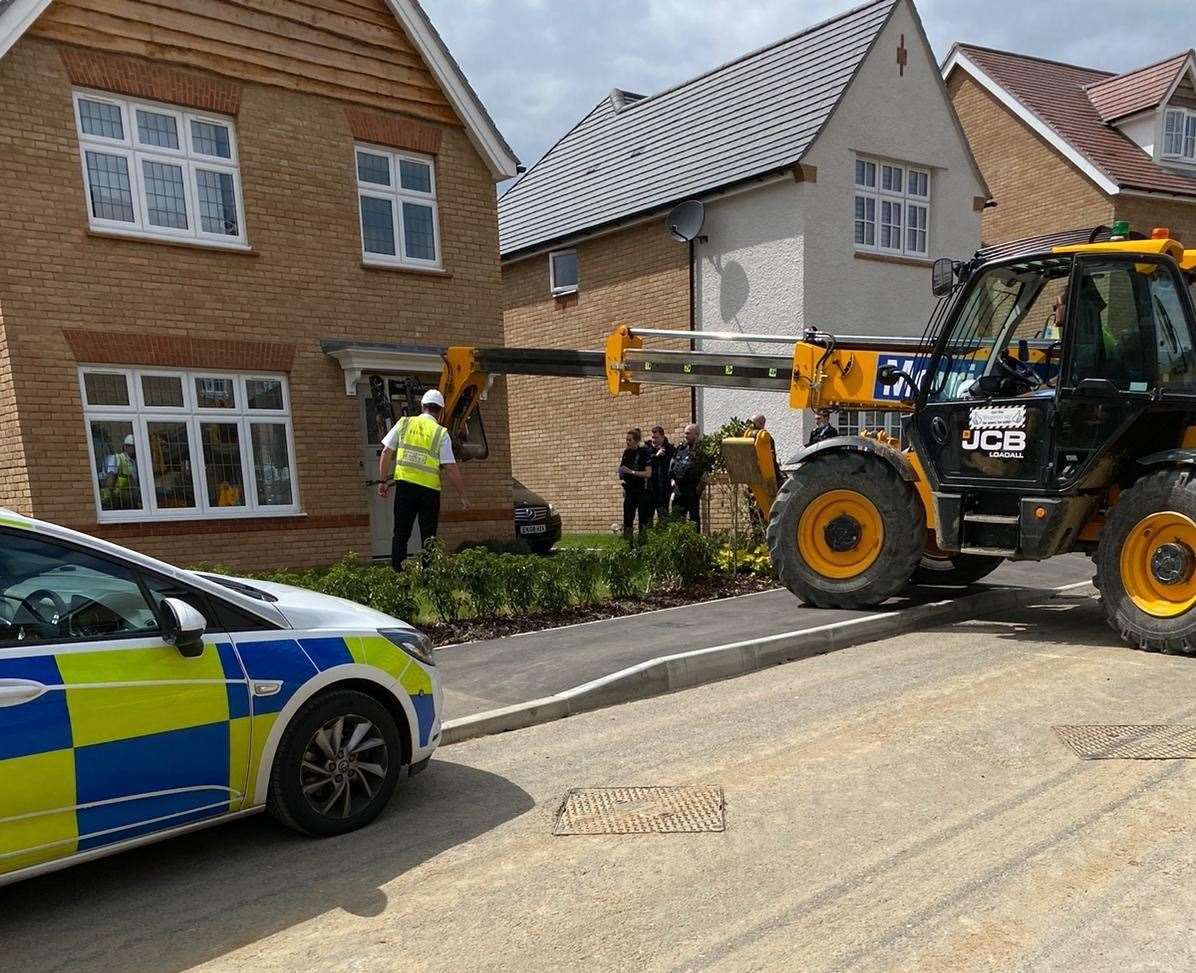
[962,428,1026,456]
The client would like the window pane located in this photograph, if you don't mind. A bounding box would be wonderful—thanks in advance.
[84,371,130,407]
[195,376,236,409]
[357,151,391,186]
[90,420,143,512]
[882,165,903,193]
[136,109,179,149]
[147,421,196,510]
[1185,116,1196,159]
[142,159,189,229]
[399,159,432,193]
[909,170,929,197]
[141,374,184,408]
[85,151,135,223]
[246,378,284,410]
[854,195,875,246]
[201,423,246,508]
[191,119,232,159]
[551,251,578,290]
[1165,111,1185,155]
[195,169,239,236]
[402,201,436,260]
[251,424,294,507]
[1149,269,1196,389]
[854,160,875,187]
[361,196,396,255]
[881,200,902,249]
[78,98,123,140]
[0,534,158,647]
[906,204,928,254]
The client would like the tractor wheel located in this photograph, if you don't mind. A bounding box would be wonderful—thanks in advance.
[910,552,1003,588]
[1097,468,1196,654]
[766,451,924,609]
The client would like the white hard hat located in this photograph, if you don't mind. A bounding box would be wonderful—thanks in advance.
[123,434,135,447]
[421,389,446,409]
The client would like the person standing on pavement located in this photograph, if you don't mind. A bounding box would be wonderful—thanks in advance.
[670,423,707,530]
[377,389,468,568]
[618,428,653,543]
[807,408,839,446]
[647,425,675,525]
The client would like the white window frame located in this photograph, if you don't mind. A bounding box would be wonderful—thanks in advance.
[79,366,300,524]
[854,155,931,259]
[1162,107,1196,163]
[355,143,442,269]
[836,409,906,445]
[549,248,579,296]
[72,89,248,248]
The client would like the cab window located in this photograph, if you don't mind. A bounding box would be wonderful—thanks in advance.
[1067,259,1196,391]
[0,532,159,647]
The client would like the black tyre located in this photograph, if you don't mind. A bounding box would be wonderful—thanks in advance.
[766,450,924,609]
[910,552,1003,588]
[268,689,404,837]
[1097,468,1196,654]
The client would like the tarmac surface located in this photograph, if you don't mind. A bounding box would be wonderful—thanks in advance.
[9,586,1196,972]
[438,555,1095,719]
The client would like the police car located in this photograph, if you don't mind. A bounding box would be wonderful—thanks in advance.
[0,509,442,885]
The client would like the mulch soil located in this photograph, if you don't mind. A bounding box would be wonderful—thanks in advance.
[425,574,780,647]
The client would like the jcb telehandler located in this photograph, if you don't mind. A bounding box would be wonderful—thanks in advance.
[440,224,1196,653]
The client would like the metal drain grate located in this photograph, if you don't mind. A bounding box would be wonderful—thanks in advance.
[1054,725,1196,759]
[553,786,725,835]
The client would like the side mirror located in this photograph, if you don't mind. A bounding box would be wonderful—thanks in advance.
[976,374,1004,397]
[931,258,955,297]
[877,364,902,387]
[161,596,208,658]
[1076,377,1119,397]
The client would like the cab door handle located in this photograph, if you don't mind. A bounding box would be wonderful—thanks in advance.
[0,680,47,707]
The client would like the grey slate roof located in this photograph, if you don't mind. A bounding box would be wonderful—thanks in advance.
[499,0,897,258]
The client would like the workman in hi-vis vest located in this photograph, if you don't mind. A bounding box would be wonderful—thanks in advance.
[377,389,469,568]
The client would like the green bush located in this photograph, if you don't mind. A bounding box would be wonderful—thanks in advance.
[603,544,646,599]
[418,542,466,621]
[533,556,573,614]
[455,546,509,618]
[643,520,719,590]
[564,549,605,605]
[456,537,533,556]
[503,553,542,616]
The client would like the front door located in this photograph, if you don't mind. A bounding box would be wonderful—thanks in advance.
[0,528,249,877]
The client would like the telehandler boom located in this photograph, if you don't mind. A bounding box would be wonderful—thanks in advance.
[440,225,1196,653]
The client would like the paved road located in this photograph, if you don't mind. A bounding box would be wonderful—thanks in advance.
[10,588,1196,972]
[438,554,1095,719]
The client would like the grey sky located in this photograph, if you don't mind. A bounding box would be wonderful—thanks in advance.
[420,0,1195,174]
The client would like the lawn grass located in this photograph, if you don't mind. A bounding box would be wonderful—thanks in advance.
[554,532,624,551]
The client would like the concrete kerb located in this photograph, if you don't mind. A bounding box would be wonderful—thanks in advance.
[440,580,1096,745]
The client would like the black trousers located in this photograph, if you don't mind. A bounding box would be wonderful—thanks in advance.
[392,480,441,569]
[672,491,701,531]
[623,489,652,543]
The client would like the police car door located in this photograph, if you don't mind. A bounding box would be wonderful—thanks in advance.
[0,528,249,877]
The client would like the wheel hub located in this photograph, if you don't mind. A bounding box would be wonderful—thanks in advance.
[823,515,862,553]
[300,713,389,820]
[1151,542,1192,585]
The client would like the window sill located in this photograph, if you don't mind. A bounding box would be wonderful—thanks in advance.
[854,250,933,269]
[86,228,257,255]
[362,260,451,277]
[97,509,305,526]
[552,288,579,299]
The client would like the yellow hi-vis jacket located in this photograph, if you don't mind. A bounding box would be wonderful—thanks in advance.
[392,414,449,491]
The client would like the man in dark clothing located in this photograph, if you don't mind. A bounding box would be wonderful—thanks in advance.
[647,425,675,524]
[670,423,706,530]
[618,428,653,543]
[807,408,839,446]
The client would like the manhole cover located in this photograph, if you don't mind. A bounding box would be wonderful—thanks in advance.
[553,786,725,835]
[1054,725,1196,759]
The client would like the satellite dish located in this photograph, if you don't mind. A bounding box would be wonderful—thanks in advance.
[666,200,705,243]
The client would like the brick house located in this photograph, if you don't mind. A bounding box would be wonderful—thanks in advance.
[944,45,1196,246]
[0,0,519,569]
[501,0,988,532]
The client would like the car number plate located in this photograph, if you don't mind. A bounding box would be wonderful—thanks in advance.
[520,524,547,534]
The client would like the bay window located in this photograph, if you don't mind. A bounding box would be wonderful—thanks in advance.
[854,155,931,258]
[80,367,298,523]
[73,90,246,247]
[355,144,441,268]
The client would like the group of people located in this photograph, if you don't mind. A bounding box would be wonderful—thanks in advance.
[618,423,707,543]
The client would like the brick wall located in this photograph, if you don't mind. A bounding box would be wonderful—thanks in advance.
[502,221,692,533]
[1114,196,1196,251]
[947,71,1114,244]
[0,38,512,570]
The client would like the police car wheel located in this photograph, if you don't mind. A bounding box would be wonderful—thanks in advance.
[269,689,403,837]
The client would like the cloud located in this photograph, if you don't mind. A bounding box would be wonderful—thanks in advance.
[419,0,1195,172]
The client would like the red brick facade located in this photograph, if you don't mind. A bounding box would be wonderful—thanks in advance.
[502,221,692,532]
[0,36,513,570]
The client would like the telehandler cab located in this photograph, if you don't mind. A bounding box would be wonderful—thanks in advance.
[440,224,1196,653]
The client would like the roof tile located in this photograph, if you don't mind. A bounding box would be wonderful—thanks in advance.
[1086,51,1194,124]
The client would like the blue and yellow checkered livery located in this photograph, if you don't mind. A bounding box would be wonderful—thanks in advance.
[0,632,434,877]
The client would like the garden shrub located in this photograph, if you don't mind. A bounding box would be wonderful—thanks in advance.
[455,546,509,618]
[533,555,573,614]
[643,519,719,589]
[456,537,533,556]
[503,553,542,616]
[419,542,466,621]
[603,545,646,599]
[564,549,605,605]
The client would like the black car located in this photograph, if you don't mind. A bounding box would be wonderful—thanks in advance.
[513,479,562,554]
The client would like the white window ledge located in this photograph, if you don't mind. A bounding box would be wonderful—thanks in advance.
[87,227,256,255]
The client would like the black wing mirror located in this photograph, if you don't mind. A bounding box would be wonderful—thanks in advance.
[976,374,1005,397]
[931,258,955,297]
[161,596,208,658]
